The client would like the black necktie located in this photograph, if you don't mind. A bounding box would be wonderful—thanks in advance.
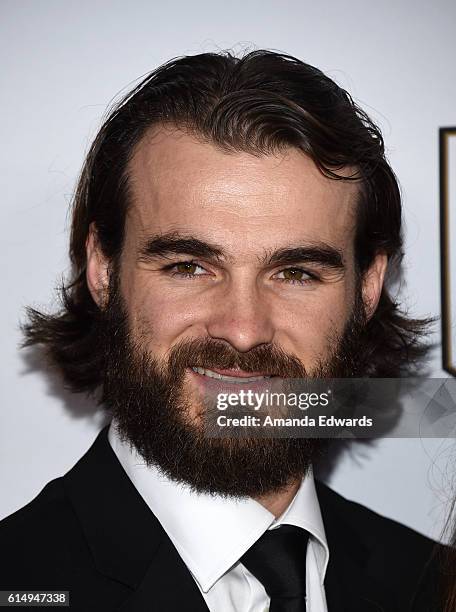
[240,524,309,612]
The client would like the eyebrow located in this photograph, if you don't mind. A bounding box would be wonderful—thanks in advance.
[262,245,344,270]
[137,231,345,271]
[138,232,225,263]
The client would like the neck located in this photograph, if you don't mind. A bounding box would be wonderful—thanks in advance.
[254,476,302,518]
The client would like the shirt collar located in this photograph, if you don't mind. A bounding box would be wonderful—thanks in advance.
[108,419,329,592]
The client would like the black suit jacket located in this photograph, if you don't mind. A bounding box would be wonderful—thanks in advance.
[0,425,443,611]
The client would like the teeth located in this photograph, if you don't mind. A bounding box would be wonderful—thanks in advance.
[191,366,271,383]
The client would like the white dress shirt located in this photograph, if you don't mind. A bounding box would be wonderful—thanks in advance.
[108,420,329,612]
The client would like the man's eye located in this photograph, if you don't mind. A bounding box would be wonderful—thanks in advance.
[168,261,207,277]
[274,267,314,285]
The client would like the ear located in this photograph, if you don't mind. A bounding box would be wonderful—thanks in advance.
[362,252,388,320]
[86,223,110,309]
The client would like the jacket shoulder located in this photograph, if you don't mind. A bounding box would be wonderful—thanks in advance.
[0,477,78,539]
[1,477,67,525]
[1,477,74,538]
[0,478,92,588]
[316,479,437,551]
[316,480,443,611]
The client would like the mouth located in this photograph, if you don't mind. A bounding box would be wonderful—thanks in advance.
[190,366,273,383]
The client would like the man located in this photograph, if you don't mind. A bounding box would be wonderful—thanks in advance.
[0,50,441,611]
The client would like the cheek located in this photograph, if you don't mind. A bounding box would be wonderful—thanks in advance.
[121,270,210,359]
[281,284,355,363]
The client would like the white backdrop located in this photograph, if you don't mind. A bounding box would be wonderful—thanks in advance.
[1,0,455,541]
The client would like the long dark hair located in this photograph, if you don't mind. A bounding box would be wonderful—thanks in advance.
[21,49,433,395]
[442,500,456,611]
[444,552,456,611]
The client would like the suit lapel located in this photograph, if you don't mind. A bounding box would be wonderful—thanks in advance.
[63,425,209,611]
[115,538,210,612]
[316,481,396,612]
[323,543,394,612]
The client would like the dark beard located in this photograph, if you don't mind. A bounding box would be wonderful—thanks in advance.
[97,270,367,498]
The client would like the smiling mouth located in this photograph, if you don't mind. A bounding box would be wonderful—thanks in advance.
[190,366,273,383]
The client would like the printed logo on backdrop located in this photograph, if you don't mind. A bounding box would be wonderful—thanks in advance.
[440,126,456,376]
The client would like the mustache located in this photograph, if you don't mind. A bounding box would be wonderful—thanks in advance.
[166,337,308,378]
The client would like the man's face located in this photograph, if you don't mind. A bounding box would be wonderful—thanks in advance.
[122,129,358,379]
[87,127,386,497]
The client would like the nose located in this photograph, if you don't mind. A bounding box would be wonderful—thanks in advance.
[205,276,275,352]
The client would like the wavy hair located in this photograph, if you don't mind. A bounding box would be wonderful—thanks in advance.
[21,49,433,394]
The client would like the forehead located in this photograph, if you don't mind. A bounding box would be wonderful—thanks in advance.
[125,127,359,254]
